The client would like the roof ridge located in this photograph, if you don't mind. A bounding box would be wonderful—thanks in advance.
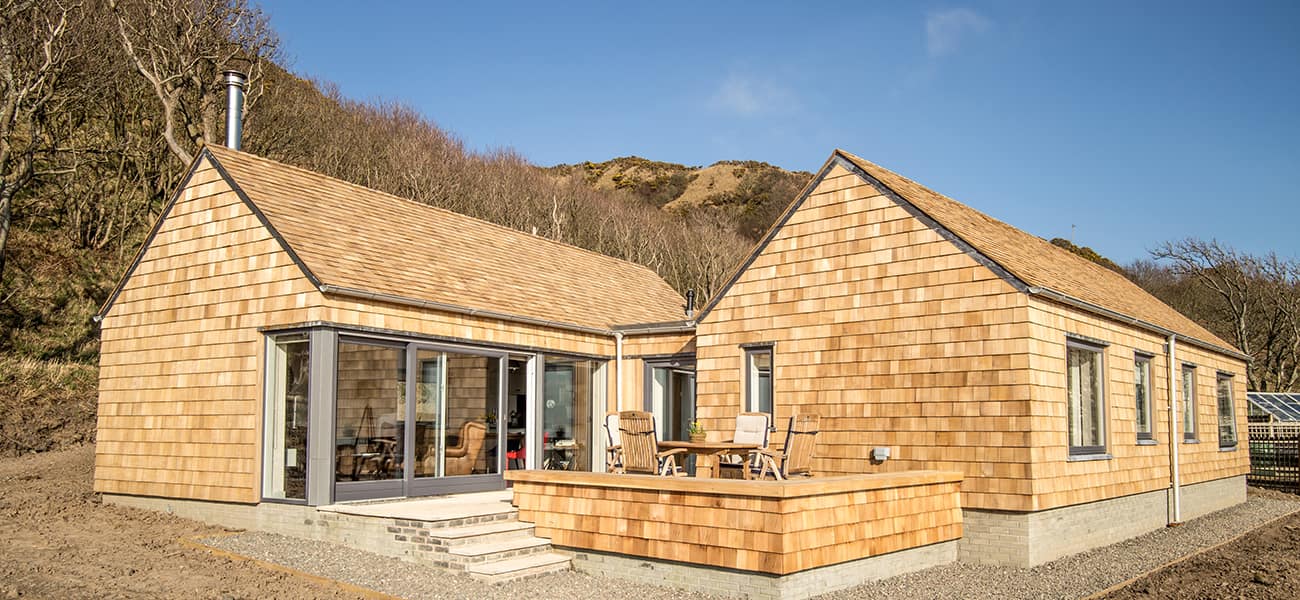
[203,144,680,285]
[833,149,1237,354]
[834,149,1131,284]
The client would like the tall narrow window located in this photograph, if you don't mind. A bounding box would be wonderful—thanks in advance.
[1217,373,1238,449]
[745,347,773,416]
[263,334,310,501]
[1067,340,1106,455]
[1182,365,1198,441]
[1134,355,1153,442]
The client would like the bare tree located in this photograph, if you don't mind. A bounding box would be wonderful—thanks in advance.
[108,0,277,165]
[0,0,77,284]
[1151,238,1300,391]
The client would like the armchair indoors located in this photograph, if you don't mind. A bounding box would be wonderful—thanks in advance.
[425,420,487,476]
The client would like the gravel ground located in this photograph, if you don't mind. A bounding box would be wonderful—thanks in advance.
[823,490,1300,600]
[203,532,724,600]
[202,491,1300,600]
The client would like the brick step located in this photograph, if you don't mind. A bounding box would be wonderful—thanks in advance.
[466,551,571,583]
[419,509,518,530]
[447,536,553,564]
[429,519,535,546]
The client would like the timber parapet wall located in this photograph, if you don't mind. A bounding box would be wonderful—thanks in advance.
[505,470,963,575]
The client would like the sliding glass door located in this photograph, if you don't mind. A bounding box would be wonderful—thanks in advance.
[334,337,505,501]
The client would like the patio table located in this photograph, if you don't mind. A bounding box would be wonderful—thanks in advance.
[658,441,759,478]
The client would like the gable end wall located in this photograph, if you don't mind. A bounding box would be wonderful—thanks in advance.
[695,164,1035,511]
[95,158,323,503]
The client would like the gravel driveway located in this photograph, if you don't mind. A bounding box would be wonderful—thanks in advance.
[202,491,1300,600]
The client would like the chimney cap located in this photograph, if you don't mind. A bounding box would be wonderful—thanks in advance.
[223,69,248,87]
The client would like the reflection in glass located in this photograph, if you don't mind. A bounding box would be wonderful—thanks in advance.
[747,349,773,416]
[543,358,595,471]
[1217,375,1237,448]
[335,342,405,482]
[1067,345,1104,450]
[651,366,696,441]
[265,335,309,500]
[1182,366,1197,440]
[440,353,498,476]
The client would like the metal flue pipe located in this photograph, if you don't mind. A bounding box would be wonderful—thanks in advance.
[223,70,247,150]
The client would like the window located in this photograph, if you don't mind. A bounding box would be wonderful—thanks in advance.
[1134,355,1153,441]
[1182,365,1197,441]
[263,334,310,501]
[745,347,773,416]
[1067,341,1106,455]
[1217,374,1238,449]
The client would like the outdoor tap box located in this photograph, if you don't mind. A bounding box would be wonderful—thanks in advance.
[871,447,891,461]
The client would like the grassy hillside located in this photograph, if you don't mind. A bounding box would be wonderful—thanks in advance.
[548,157,812,239]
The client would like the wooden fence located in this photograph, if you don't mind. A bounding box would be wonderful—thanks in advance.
[1248,424,1300,494]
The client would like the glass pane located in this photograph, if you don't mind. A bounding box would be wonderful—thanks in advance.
[1217,376,1237,447]
[265,336,309,500]
[1134,359,1151,436]
[543,357,594,471]
[651,367,669,435]
[1067,346,1104,449]
[442,353,499,476]
[413,350,443,478]
[1182,367,1196,439]
[672,370,696,441]
[651,367,696,441]
[748,350,773,415]
[335,342,405,482]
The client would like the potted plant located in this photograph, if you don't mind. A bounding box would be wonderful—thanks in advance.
[688,420,707,443]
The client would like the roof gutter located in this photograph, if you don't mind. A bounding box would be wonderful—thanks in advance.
[1026,286,1250,362]
[610,321,697,335]
[318,284,617,338]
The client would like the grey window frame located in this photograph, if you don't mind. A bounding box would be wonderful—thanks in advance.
[1066,338,1108,457]
[1216,372,1238,449]
[1182,364,1198,442]
[261,330,313,505]
[743,344,774,417]
[1134,353,1154,442]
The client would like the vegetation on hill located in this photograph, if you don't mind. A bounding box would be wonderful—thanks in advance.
[1050,238,1126,274]
[547,157,812,239]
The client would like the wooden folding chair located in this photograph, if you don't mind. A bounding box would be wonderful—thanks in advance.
[750,413,820,480]
[618,410,688,476]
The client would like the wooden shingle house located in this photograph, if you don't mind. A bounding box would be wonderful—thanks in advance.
[95,143,1248,586]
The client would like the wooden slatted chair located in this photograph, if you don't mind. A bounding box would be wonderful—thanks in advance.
[604,412,624,473]
[617,410,688,476]
[750,413,820,481]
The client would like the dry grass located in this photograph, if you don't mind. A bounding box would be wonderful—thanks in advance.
[0,356,97,456]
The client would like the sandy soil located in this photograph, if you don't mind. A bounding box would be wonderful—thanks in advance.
[0,444,360,600]
[1101,491,1300,600]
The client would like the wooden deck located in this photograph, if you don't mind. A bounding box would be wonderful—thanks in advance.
[506,469,963,575]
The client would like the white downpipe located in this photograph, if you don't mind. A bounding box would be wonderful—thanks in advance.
[614,332,625,412]
[1168,334,1182,525]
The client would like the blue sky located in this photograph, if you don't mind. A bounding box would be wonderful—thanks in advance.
[262,1,1300,263]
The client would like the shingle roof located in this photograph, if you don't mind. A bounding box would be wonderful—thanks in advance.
[835,150,1238,353]
[204,145,686,332]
